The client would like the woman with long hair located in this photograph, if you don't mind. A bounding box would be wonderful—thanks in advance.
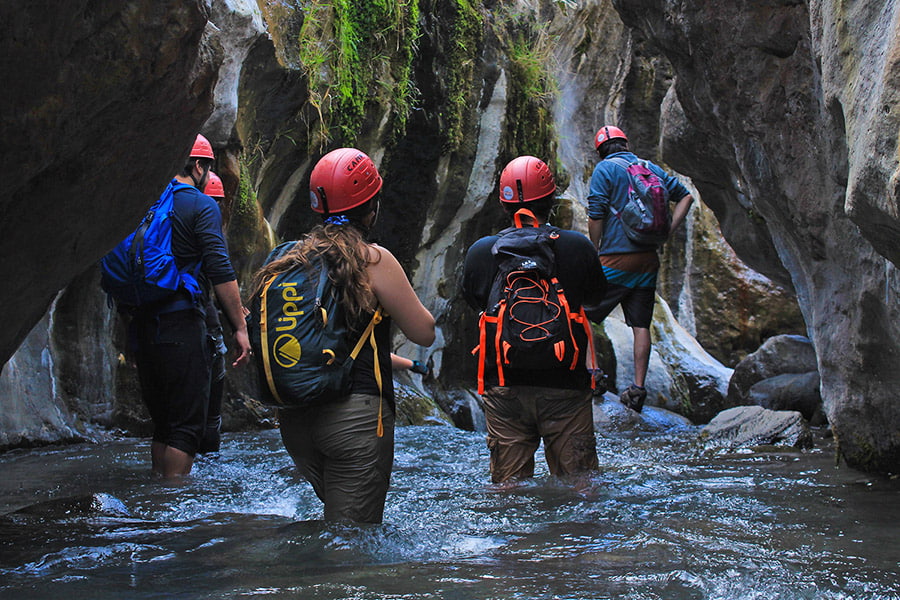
[253,148,435,523]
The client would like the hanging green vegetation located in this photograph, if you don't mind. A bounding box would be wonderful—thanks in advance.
[297,0,420,148]
[495,8,561,170]
[230,159,262,254]
[444,0,484,152]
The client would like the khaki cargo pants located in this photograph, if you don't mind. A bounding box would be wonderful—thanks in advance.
[482,386,598,483]
[279,393,394,524]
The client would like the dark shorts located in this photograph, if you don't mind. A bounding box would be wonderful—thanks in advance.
[278,393,395,524]
[134,309,211,456]
[482,386,598,483]
[584,283,656,328]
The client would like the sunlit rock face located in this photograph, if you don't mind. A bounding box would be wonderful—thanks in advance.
[0,1,222,367]
[613,0,900,472]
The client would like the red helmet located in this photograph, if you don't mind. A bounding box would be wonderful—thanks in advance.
[190,134,215,160]
[204,171,225,199]
[593,125,627,150]
[498,155,556,203]
[309,148,383,214]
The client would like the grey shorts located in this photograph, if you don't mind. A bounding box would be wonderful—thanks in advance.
[278,393,395,524]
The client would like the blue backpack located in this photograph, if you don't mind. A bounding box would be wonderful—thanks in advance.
[100,181,202,309]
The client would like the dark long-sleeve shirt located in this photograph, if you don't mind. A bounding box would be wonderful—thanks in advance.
[462,225,606,390]
[170,180,237,296]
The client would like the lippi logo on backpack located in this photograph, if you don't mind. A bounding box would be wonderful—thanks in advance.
[276,282,304,331]
[274,334,301,368]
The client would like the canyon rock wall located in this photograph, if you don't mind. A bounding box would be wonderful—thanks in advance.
[613,0,900,472]
[0,0,222,366]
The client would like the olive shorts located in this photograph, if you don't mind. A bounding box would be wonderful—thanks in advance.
[278,393,394,524]
[482,385,598,483]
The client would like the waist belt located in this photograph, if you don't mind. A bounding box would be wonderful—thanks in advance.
[137,293,198,317]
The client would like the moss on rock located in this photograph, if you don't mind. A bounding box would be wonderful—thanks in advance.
[297,0,420,147]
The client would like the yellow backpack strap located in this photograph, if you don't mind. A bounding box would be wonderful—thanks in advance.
[259,275,283,405]
[349,306,386,437]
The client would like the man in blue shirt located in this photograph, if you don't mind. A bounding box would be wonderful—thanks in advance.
[586,125,693,412]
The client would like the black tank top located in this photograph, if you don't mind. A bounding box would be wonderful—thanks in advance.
[349,311,394,407]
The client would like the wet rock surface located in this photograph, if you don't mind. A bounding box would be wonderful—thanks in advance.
[748,372,824,425]
[613,0,900,472]
[0,0,221,365]
[700,406,813,451]
[593,393,695,436]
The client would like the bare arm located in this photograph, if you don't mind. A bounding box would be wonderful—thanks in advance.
[213,279,251,367]
[391,353,414,370]
[588,218,605,251]
[669,194,694,234]
[367,245,436,346]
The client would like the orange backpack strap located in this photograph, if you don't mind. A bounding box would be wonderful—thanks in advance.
[494,302,507,388]
[474,312,490,395]
[573,306,598,389]
[552,277,581,370]
[513,208,539,229]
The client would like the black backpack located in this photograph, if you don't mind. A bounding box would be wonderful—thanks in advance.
[247,241,384,413]
[472,209,596,394]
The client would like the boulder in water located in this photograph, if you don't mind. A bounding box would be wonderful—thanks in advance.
[748,371,824,424]
[727,335,818,406]
[700,406,813,451]
[593,393,695,436]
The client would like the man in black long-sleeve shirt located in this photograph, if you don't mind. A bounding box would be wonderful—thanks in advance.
[132,135,250,478]
[462,156,607,483]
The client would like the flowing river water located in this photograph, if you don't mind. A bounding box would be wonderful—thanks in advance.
[0,420,897,599]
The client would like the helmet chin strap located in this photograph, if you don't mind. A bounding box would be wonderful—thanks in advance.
[371,196,381,226]
[190,161,208,189]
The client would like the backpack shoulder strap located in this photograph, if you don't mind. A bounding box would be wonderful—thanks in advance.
[348,306,387,437]
[512,208,539,229]
[169,181,196,193]
[258,273,283,405]
[607,156,634,170]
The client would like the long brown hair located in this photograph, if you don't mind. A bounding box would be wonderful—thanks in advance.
[252,222,381,324]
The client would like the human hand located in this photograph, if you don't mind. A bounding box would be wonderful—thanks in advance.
[410,360,429,375]
[232,328,252,368]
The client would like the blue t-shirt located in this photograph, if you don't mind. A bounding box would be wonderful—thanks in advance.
[587,152,690,254]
